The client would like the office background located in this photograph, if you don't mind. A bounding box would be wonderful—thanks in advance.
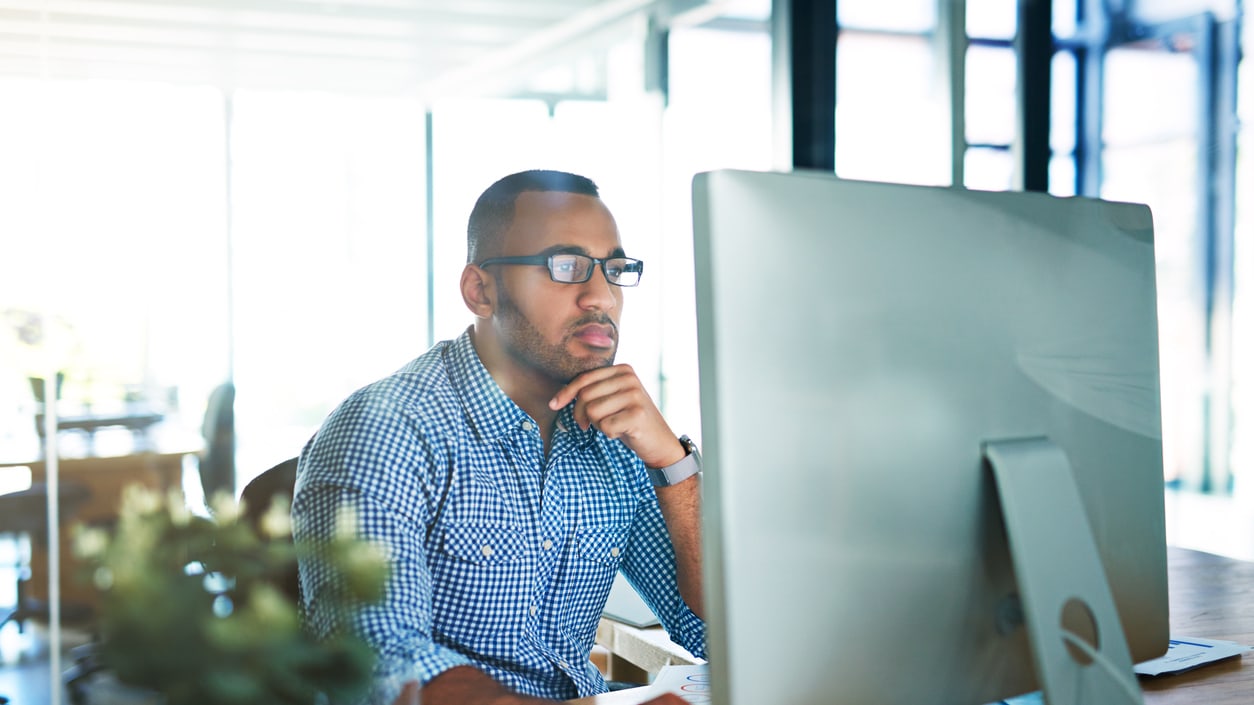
[0,0,1249,554]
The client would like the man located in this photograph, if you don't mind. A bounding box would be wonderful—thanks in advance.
[293,170,704,705]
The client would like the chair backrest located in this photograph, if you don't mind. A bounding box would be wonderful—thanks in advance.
[199,382,236,501]
[239,456,300,602]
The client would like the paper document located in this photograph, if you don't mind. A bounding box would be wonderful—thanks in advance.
[1134,636,1252,676]
[648,664,711,703]
[992,635,1252,704]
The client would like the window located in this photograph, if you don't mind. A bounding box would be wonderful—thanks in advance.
[835,30,949,186]
[1100,42,1206,488]
[662,22,774,436]
[0,79,227,460]
[229,90,428,479]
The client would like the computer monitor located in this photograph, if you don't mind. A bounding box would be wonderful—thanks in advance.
[691,169,1169,705]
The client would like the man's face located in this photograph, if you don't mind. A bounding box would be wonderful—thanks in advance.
[490,191,626,384]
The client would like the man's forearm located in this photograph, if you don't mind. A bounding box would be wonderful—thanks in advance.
[655,474,704,620]
[421,666,554,705]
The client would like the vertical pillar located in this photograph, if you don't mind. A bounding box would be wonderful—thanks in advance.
[1016,0,1053,192]
[938,0,968,187]
[772,0,837,171]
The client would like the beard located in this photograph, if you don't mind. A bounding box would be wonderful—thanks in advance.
[494,280,617,384]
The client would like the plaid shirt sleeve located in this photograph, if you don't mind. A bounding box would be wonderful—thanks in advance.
[293,385,470,705]
[619,491,706,657]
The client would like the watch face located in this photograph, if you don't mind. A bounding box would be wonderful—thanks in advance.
[679,435,700,460]
[649,437,701,487]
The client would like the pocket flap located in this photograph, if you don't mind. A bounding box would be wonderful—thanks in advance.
[441,524,527,564]
[576,526,629,565]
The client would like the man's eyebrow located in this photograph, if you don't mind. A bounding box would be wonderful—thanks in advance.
[541,244,628,258]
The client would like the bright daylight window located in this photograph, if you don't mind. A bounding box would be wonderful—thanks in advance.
[663,21,773,437]
[0,79,227,462]
[1101,44,1205,489]
[228,90,428,479]
[0,80,429,487]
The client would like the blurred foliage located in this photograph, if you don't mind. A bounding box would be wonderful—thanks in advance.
[75,486,389,705]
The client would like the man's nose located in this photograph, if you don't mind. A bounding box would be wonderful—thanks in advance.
[576,263,619,309]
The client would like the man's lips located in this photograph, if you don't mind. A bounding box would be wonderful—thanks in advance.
[572,323,617,349]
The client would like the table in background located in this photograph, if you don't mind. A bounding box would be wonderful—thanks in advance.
[2,450,192,621]
[570,546,1254,704]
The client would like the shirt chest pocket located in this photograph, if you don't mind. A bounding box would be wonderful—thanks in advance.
[575,525,630,569]
[440,524,528,565]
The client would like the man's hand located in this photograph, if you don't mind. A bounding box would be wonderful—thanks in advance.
[549,364,685,469]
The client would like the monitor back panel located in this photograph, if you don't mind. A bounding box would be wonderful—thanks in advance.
[691,169,1169,705]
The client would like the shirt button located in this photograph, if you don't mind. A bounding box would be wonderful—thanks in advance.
[542,539,553,550]
[481,545,494,557]
[530,605,538,616]
[522,421,534,431]
[558,661,570,671]
[610,547,620,558]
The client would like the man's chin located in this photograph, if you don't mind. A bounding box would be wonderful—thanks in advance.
[562,353,615,380]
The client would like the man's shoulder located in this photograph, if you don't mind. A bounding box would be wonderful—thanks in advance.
[325,343,464,430]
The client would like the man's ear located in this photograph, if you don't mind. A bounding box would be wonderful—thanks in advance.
[460,264,496,319]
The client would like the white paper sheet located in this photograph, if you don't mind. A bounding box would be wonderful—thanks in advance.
[647,664,712,703]
[1133,636,1253,676]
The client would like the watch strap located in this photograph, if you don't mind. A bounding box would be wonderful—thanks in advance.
[647,435,701,487]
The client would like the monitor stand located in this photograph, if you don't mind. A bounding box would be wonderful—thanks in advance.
[984,438,1145,705]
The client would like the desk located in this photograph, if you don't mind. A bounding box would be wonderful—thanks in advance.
[595,616,702,685]
[4,451,191,619]
[570,546,1254,704]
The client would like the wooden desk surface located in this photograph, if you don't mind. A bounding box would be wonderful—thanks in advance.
[1140,546,1254,704]
[570,546,1254,704]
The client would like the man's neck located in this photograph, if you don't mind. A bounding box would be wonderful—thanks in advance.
[468,326,562,446]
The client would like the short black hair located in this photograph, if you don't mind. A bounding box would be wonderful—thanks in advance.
[467,169,600,264]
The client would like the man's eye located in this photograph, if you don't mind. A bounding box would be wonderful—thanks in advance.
[554,260,576,273]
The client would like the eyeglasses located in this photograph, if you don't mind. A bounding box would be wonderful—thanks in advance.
[477,253,645,287]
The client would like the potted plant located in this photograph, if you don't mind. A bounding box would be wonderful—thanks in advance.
[73,487,388,705]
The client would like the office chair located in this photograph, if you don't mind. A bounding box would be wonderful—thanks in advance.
[199,382,236,503]
[239,456,300,603]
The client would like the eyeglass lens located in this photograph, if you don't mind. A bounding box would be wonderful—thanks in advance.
[550,254,641,286]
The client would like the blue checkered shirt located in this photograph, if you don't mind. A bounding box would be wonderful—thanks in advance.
[292,330,706,703]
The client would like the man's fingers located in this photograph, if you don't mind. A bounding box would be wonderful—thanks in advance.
[551,363,604,408]
[572,375,641,432]
[550,365,632,411]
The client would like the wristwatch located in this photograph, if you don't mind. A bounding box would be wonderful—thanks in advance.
[646,435,702,487]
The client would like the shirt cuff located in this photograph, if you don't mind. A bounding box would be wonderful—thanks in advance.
[667,606,708,661]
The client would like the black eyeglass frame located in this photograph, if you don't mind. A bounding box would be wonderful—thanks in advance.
[477,253,645,287]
